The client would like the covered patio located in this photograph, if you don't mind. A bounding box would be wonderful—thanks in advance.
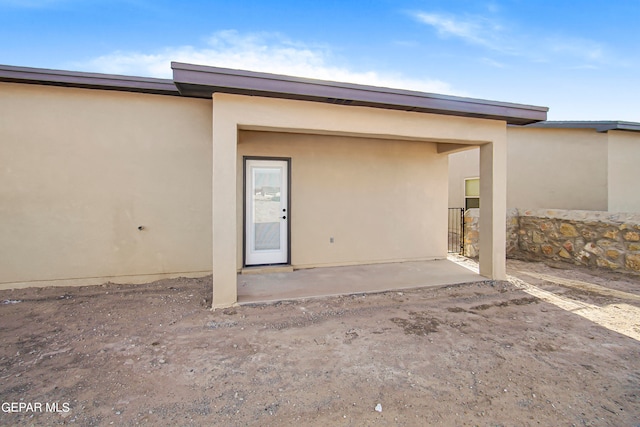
[170,62,548,309]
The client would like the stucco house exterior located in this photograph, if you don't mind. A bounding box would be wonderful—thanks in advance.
[0,63,548,308]
[449,121,640,213]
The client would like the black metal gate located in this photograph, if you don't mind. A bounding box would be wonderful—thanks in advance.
[448,208,464,255]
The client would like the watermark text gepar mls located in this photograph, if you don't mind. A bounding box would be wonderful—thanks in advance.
[2,401,70,413]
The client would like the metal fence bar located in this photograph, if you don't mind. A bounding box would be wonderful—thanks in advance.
[460,207,465,255]
[447,207,465,255]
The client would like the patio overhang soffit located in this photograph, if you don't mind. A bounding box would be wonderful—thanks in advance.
[171,62,548,126]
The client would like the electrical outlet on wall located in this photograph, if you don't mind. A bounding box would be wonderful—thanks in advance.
[330,237,334,243]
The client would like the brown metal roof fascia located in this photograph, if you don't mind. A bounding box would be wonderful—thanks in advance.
[527,121,640,133]
[0,64,179,96]
[171,62,548,125]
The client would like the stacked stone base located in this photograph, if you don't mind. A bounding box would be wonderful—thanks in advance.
[463,208,640,275]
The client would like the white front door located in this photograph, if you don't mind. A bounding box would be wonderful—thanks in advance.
[245,159,289,266]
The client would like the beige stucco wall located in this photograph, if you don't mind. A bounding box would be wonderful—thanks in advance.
[0,81,508,298]
[447,148,479,208]
[608,130,640,213]
[238,131,448,269]
[0,82,213,289]
[448,127,610,211]
[507,127,608,210]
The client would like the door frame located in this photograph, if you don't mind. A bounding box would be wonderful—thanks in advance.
[243,156,292,267]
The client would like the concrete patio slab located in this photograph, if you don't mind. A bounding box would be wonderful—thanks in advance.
[237,258,483,304]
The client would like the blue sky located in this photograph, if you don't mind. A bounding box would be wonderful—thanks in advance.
[1,0,639,121]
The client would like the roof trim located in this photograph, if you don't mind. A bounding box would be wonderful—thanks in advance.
[171,62,548,125]
[527,120,640,133]
[0,63,552,125]
[0,64,179,96]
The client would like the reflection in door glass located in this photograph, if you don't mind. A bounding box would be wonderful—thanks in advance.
[253,168,281,250]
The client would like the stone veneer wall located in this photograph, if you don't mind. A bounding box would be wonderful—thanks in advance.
[462,209,480,258]
[463,208,640,274]
[506,208,520,258]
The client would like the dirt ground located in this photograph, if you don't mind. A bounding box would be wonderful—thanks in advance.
[1,259,639,426]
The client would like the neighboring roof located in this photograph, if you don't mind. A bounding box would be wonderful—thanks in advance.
[171,62,548,125]
[0,64,179,96]
[527,120,640,133]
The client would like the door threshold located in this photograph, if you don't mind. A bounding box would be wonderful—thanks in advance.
[241,265,294,275]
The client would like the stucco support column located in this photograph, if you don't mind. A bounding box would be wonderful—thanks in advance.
[211,96,238,308]
[478,129,507,280]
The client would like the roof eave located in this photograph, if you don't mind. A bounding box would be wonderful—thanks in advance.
[527,120,640,133]
[0,64,179,96]
[171,62,548,125]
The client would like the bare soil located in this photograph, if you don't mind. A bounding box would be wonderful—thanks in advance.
[1,260,640,426]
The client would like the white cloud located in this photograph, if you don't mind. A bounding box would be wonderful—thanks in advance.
[548,37,605,62]
[415,12,484,42]
[413,10,612,66]
[75,30,461,95]
[413,12,508,52]
[480,57,505,68]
